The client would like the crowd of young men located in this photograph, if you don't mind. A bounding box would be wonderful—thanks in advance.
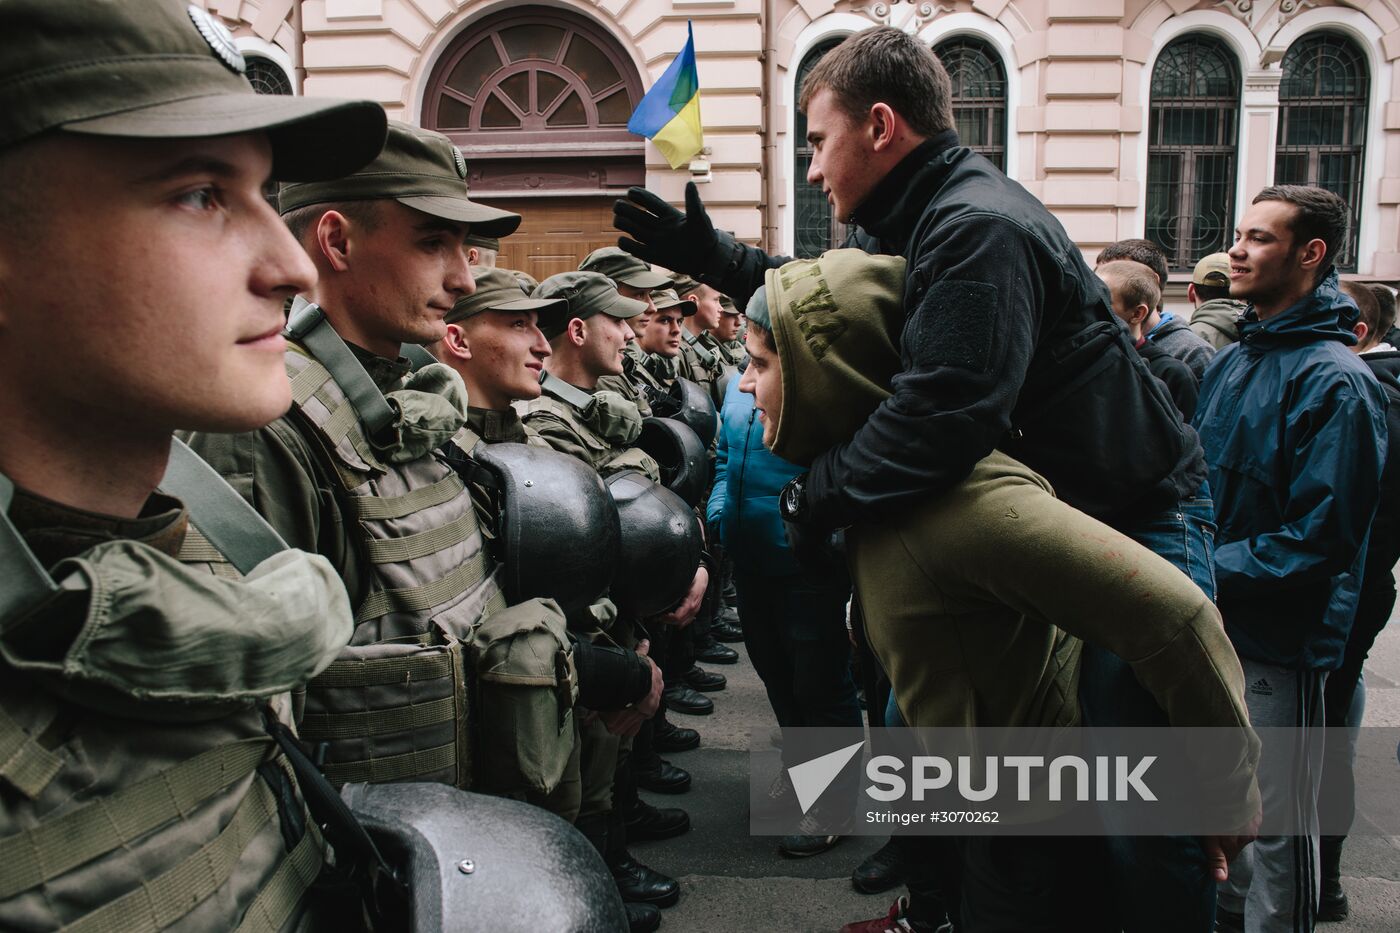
[1,4,1393,933]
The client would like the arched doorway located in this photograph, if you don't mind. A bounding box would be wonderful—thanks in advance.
[423,8,645,279]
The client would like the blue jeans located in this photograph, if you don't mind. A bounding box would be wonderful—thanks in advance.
[1080,488,1220,933]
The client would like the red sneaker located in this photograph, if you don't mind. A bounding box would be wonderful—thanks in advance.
[839,896,949,933]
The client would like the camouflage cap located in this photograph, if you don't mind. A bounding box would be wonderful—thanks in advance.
[580,246,671,289]
[667,271,703,296]
[278,121,521,236]
[533,271,648,339]
[0,0,386,181]
[445,267,568,325]
[1192,252,1231,287]
[651,288,696,316]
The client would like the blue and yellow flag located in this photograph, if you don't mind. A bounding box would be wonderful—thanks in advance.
[627,22,703,170]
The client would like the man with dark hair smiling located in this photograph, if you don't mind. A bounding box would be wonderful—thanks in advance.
[1195,185,1388,933]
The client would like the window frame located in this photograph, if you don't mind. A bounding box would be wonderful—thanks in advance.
[1145,33,1243,274]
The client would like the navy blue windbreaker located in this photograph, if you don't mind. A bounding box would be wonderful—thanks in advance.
[1193,271,1388,670]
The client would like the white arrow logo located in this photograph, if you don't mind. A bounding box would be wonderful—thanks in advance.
[787,741,865,814]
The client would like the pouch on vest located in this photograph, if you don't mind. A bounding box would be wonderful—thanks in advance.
[470,597,577,797]
[300,630,472,790]
[583,390,643,446]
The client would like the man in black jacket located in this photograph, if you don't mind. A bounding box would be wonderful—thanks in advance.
[614,25,1219,933]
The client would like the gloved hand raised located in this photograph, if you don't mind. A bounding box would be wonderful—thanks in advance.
[613,181,718,277]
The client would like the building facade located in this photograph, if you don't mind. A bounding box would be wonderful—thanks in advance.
[210,0,1400,288]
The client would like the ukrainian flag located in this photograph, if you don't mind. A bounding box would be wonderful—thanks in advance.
[627,22,703,170]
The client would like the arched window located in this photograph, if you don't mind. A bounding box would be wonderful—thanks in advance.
[1146,35,1241,272]
[793,39,849,258]
[424,11,643,150]
[1275,32,1369,271]
[934,36,1007,173]
[244,55,292,96]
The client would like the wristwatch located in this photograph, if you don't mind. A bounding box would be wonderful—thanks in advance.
[779,474,808,523]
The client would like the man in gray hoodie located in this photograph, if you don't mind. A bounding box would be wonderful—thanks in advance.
[1189,252,1248,351]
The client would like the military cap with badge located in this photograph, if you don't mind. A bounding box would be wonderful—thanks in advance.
[0,0,387,181]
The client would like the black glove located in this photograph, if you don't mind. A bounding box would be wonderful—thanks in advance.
[613,181,718,276]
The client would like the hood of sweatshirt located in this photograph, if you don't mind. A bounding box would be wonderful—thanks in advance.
[765,249,907,465]
[1237,269,1359,350]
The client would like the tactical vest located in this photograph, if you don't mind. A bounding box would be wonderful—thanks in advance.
[283,305,505,790]
[522,377,662,482]
[0,443,332,933]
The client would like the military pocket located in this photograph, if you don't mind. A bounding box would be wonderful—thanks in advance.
[470,598,577,797]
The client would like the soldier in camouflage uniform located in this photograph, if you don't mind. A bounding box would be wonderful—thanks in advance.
[670,273,727,404]
[520,271,705,922]
[0,1,387,929]
[431,267,668,933]
[582,247,671,417]
[184,124,595,833]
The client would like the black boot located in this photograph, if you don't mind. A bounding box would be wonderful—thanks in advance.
[608,808,680,907]
[663,684,714,715]
[624,798,692,841]
[625,903,662,932]
[852,837,906,894]
[653,714,700,753]
[681,664,726,692]
[1319,835,1349,922]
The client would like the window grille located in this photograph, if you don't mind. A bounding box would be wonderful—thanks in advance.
[1146,35,1241,272]
[934,36,1007,173]
[245,56,292,96]
[1275,32,1369,271]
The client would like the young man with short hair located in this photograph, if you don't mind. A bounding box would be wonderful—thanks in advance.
[1098,259,1198,421]
[0,0,386,927]
[466,232,499,267]
[1196,186,1388,933]
[1189,252,1247,350]
[617,26,1219,929]
[582,247,670,414]
[671,273,727,401]
[1097,238,1217,379]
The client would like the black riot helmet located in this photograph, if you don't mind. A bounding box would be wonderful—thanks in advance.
[604,470,702,618]
[344,782,627,932]
[663,377,717,448]
[468,442,620,616]
[635,417,706,508]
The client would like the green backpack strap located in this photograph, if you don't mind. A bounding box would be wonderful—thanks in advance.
[682,329,715,366]
[539,371,596,411]
[285,299,397,441]
[159,439,287,576]
[400,343,439,372]
[0,438,287,637]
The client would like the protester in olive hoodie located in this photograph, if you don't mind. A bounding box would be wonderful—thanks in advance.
[739,249,1261,931]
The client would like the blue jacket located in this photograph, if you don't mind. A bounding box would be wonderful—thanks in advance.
[1193,271,1388,670]
[706,378,803,576]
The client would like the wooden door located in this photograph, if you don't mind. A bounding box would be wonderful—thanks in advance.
[491,197,618,282]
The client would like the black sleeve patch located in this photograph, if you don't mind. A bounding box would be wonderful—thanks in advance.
[907,280,999,373]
